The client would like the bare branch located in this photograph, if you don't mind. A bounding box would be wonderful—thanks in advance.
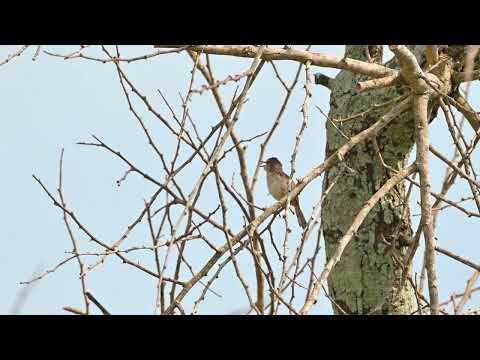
[85,292,111,315]
[0,45,30,66]
[355,74,399,93]
[413,93,439,315]
[155,45,398,79]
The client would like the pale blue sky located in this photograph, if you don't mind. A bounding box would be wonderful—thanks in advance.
[1,45,479,315]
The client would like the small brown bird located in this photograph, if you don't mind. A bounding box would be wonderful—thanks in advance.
[260,157,307,229]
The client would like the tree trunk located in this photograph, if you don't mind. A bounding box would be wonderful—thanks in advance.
[322,45,422,314]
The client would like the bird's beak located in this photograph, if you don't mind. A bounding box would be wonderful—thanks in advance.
[259,160,266,168]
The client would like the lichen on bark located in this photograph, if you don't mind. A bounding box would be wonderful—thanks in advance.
[321,46,422,314]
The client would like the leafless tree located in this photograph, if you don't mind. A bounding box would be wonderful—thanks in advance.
[10,45,480,315]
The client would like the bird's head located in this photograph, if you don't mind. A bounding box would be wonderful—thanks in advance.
[260,157,283,172]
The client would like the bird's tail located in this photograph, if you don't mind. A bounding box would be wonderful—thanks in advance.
[293,199,307,229]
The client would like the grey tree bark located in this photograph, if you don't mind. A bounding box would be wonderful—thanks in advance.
[322,45,421,314]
